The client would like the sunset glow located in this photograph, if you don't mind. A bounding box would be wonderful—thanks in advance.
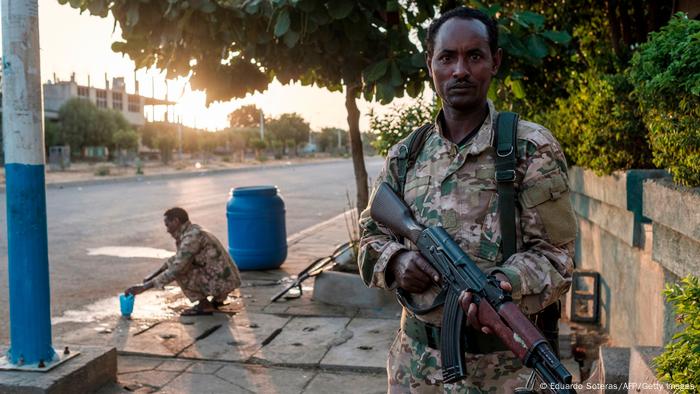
[0,0,430,132]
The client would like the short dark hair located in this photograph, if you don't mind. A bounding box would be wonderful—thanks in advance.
[425,7,498,57]
[164,207,189,223]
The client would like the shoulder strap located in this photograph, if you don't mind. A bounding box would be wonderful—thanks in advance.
[397,123,432,198]
[494,112,519,261]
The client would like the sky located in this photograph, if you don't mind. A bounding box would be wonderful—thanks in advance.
[0,0,429,132]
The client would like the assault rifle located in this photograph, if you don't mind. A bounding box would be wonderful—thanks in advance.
[370,182,575,393]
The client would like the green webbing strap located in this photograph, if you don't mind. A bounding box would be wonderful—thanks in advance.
[397,123,433,198]
[494,112,519,260]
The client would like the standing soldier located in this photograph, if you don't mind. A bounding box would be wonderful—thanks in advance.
[358,6,577,392]
[126,207,241,316]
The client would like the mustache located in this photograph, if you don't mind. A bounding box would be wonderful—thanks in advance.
[447,80,476,90]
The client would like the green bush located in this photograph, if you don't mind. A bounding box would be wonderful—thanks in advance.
[94,165,110,176]
[629,14,700,187]
[546,71,653,174]
[369,100,437,157]
[654,276,700,392]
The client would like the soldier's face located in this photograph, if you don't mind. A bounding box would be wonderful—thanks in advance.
[427,18,501,113]
[164,217,181,236]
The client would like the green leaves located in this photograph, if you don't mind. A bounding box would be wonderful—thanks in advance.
[363,59,389,83]
[126,3,140,27]
[629,14,700,186]
[326,0,353,20]
[283,30,300,47]
[526,35,548,59]
[274,9,291,37]
[513,11,544,30]
[541,30,572,44]
[655,276,700,392]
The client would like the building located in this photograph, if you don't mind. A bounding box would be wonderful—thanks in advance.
[43,74,173,127]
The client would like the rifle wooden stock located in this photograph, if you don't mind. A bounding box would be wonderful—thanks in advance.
[369,182,424,243]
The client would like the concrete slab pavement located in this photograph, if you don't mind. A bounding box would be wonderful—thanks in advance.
[47,209,583,393]
[50,210,399,393]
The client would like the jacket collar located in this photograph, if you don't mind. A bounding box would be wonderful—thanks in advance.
[433,99,497,156]
[173,220,192,241]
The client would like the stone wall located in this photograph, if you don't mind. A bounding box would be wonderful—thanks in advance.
[565,167,695,347]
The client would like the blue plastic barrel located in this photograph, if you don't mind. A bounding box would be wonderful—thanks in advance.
[227,186,287,270]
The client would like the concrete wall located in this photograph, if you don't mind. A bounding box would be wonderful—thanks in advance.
[567,167,691,347]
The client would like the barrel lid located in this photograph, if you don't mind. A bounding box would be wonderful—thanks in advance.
[232,185,278,197]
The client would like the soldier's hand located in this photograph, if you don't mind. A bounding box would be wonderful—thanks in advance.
[458,273,512,334]
[388,250,440,293]
[125,284,147,296]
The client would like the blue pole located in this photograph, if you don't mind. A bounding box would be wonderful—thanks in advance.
[2,0,56,365]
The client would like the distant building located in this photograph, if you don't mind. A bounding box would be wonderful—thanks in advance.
[43,74,173,127]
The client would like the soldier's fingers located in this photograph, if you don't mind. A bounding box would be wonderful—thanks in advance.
[459,291,472,312]
[467,303,481,330]
[500,281,512,292]
[413,256,440,283]
[482,326,491,334]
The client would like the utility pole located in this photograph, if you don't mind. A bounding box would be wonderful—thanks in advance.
[259,109,265,141]
[1,0,56,366]
[177,116,183,160]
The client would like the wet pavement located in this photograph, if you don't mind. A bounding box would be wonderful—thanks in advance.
[55,211,399,393]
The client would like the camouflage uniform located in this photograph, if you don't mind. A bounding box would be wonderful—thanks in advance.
[151,221,241,302]
[359,100,577,393]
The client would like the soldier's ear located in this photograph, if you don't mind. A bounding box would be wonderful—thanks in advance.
[491,48,502,76]
[426,53,433,78]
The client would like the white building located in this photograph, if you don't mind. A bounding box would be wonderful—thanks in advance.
[43,75,172,127]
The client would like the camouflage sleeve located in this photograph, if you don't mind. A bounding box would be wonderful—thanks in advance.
[151,231,203,289]
[358,155,407,289]
[491,131,576,315]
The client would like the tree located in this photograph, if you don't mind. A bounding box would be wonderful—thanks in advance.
[64,0,572,211]
[228,104,261,128]
[266,113,310,156]
[57,98,100,156]
[318,127,348,153]
[61,0,437,211]
[157,132,176,164]
[113,129,139,152]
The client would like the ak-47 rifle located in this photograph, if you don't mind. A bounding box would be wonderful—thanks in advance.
[270,242,353,302]
[370,182,575,393]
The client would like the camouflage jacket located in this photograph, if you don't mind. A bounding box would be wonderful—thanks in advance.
[151,221,241,291]
[358,100,576,325]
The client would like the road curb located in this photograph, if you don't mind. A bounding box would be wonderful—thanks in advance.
[286,209,355,247]
[0,159,348,193]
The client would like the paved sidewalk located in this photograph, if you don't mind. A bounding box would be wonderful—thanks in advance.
[51,211,580,393]
[53,211,398,393]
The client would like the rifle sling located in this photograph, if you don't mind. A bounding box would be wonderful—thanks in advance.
[494,112,519,260]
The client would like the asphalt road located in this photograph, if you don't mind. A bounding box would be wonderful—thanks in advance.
[0,157,384,342]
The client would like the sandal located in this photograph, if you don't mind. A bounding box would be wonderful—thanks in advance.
[211,300,228,309]
[180,304,214,316]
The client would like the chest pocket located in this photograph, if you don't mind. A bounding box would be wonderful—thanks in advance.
[404,175,431,219]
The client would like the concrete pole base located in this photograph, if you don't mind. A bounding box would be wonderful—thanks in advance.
[0,346,116,394]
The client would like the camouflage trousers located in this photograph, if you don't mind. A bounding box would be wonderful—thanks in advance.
[175,264,237,303]
[387,330,530,393]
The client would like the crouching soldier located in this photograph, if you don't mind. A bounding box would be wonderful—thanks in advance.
[125,207,241,316]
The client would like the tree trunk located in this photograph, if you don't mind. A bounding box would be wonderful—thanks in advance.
[344,81,369,213]
[606,0,624,61]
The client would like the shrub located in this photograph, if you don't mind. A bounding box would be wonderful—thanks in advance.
[94,165,110,176]
[654,276,700,392]
[546,71,653,174]
[369,99,437,157]
[629,14,700,187]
